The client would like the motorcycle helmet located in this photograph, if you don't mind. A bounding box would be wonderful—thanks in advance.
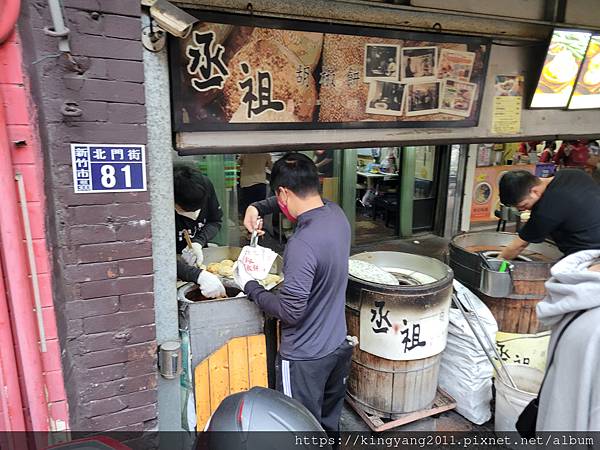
[200,387,333,450]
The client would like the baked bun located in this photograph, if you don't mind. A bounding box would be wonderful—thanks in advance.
[206,263,221,274]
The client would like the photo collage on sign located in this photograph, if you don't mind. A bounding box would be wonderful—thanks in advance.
[169,18,490,129]
[364,45,476,118]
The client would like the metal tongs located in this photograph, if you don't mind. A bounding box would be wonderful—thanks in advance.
[250,218,263,247]
[452,290,518,389]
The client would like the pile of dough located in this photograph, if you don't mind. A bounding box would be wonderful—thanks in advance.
[206,263,221,274]
[205,259,236,278]
[348,259,399,286]
[205,259,281,286]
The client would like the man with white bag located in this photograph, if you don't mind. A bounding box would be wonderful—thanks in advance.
[234,152,353,434]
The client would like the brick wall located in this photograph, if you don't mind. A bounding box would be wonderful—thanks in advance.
[19,0,158,431]
[1,30,69,431]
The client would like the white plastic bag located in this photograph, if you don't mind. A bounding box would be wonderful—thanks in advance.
[438,280,498,425]
[238,245,278,280]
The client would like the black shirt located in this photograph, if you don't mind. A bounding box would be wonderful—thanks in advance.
[314,150,334,178]
[519,169,600,255]
[175,175,223,282]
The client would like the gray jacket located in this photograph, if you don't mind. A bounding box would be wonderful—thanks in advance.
[536,250,600,431]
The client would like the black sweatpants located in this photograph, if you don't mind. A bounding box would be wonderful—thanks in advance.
[275,339,353,433]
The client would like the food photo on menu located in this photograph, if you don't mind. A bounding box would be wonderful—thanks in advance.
[494,75,523,97]
[531,29,590,108]
[440,79,477,117]
[365,80,406,116]
[569,35,600,109]
[405,81,441,116]
[437,49,475,82]
[400,46,438,82]
[364,44,400,81]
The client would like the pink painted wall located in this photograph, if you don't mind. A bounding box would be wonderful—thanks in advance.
[0,30,69,431]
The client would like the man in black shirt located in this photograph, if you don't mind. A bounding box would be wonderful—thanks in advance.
[498,169,600,260]
[173,163,225,298]
[314,150,334,178]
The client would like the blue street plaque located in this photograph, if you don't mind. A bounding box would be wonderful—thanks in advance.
[71,144,147,193]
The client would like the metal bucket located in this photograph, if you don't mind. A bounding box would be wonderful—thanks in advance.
[346,252,453,417]
[448,232,561,333]
[479,259,514,298]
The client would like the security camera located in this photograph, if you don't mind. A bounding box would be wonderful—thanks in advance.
[145,0,198,39]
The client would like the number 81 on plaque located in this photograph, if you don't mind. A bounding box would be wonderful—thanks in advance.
[71,144,147,193]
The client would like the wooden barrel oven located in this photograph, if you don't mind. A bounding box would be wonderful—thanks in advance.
[448,232,562,333]
[346,252,453,418]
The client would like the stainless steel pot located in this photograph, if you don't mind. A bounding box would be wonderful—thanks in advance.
[179,246,284,302]
[479,259,514,297]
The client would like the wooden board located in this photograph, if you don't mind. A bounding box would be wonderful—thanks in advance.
[195,334,268,430]
[346,389,456,432]
[248,334,268,387]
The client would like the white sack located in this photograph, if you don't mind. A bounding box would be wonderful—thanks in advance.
[438,280,498,425]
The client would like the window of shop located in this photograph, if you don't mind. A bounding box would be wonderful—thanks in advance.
[173,145,468,251]
[468,139,600,233]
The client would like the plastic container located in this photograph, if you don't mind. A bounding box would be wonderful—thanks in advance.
[494,364,543,432]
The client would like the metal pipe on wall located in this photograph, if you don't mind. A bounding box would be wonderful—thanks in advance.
[0,0,50,432]
[16,172,47,352]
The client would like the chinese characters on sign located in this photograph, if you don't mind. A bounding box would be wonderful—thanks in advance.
[71,144,146,193]
[370,301,392,334]
[238,63,285,119]
[495,331,551,372]
[369,301,427,351]
[170,17,491,131]
[360,293,449,361]
[400,319,426,352]
[186,31,230,92]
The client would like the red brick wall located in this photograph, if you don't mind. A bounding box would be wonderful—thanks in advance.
[17,0,159,431]
[0,32,68,430]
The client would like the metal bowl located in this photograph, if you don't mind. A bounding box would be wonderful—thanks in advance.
[178,246,284,302]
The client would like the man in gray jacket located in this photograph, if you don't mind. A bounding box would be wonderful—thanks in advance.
[235,152,353,434]
[536,249,600,431]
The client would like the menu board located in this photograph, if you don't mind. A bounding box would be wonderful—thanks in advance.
[530,29,591,108]
[568,35,600,109]
[169,12,490,132]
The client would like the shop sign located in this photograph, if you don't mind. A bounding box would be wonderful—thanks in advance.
[169,12,491,132]
[71,144,147,193]
[359,291,449,361]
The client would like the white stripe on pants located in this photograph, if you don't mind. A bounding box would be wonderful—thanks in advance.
[281,359,293,398]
